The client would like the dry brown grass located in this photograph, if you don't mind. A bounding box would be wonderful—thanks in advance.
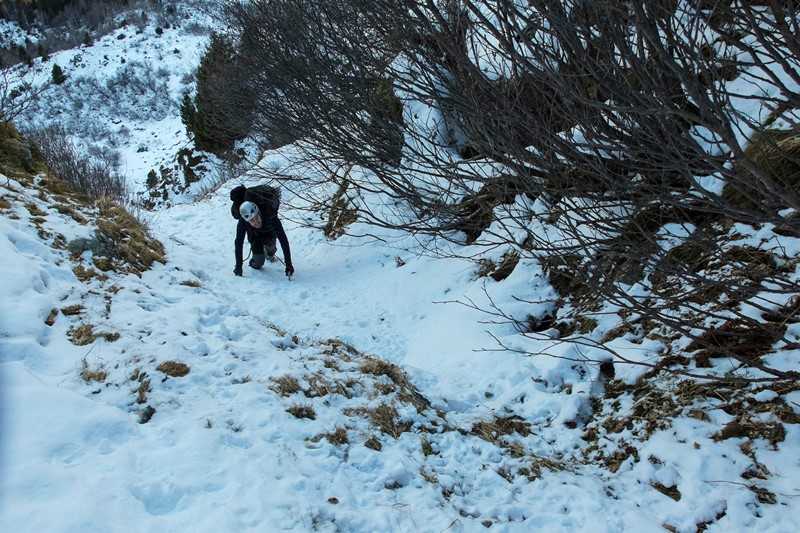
[364,435,382,451]
[53,203,87,224]
[370,403,411,438]
[519,456,566,481]
[95,199,166,275]
[73,265,108,283]
[539,254,588,300]
[0,196,10,210]
[287,404,316,420]
[319,338,359,360]
[156,361,190,377]
[419,468,438,484]
[136,378,151,404]
[360,357,430,412]
[471,415,532,443]
[44,308,58,326]
[601,321,636,344]
[324,179,358,240]
[0,122,47,180]
[93,257,114,272]
[68,324,96,346]
[726,128,800,210]
[476,258,496,279]
[100,331,120,342]
[60,304,85,316]
[304,373,350,398]
[360,358,404,382]
[686,319,784,364]
[80,359,107,383]
[68,324,118,345]
[24,202,46,217]
[270,375,301,396]
[374,382,396,395]
[714,416,786,447]
[651,482,682,501]
[323,427,349,445]
[420,436,434,456]
[179,280,202,288]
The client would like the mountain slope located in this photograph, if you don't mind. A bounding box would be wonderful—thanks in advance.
[1,2,799,532]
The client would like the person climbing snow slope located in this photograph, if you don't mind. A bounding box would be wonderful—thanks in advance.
[230,184,294,278]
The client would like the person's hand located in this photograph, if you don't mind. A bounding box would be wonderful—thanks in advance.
[285,263,294,277]
[233,265,243,277]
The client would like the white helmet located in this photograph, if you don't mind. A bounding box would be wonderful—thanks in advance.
[239,201,260,222]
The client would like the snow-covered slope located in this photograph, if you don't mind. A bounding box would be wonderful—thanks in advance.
[11,3,212,195]
[2,2,800,532]
[1,160,798,531]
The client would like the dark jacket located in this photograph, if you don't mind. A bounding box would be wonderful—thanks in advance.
[232,187,292,269]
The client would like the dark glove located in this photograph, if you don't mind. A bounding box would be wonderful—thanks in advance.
[233,265,243,277]
[285,263,294,277]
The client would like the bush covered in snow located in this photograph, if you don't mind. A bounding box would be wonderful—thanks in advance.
[20,59,175,144]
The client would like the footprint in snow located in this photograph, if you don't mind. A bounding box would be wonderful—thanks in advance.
[129,481,187,516]
[48,442,83,465]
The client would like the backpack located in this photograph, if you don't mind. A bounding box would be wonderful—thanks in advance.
[247,184,281,217]
[230,184,281,220]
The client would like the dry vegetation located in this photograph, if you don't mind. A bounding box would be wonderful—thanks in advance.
[95,200,165,275]
[369,403,412,439]
[287,404,316,420]
[156,361,191,378]
[60,304,84,316]
[270,375,301,396]
[80,359,107,383]
[2,122,166,286]
[322,427,349,446]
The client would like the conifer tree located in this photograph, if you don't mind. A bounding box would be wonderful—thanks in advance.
[182,33,254,153]
[51,64,66,84]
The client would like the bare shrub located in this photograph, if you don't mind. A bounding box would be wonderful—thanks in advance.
[222,1,800,384]
[27,125,128,202]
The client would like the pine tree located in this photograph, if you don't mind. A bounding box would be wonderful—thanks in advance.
[180,93,197,135]
[51,64,66,85]
[183,33,254,153]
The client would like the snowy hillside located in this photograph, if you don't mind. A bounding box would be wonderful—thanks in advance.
[7,1,215,197]
[3,155,797,532]
[2,1,800,532]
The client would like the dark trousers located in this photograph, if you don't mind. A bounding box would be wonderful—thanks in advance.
[248,233,277,268]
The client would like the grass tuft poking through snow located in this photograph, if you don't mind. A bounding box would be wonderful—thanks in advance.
[156,361,190,378]
[79,359,107,383]
[269,375,301,396]
[369,404,411,439]
[287,404,316,420]
[321,427,349,446]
